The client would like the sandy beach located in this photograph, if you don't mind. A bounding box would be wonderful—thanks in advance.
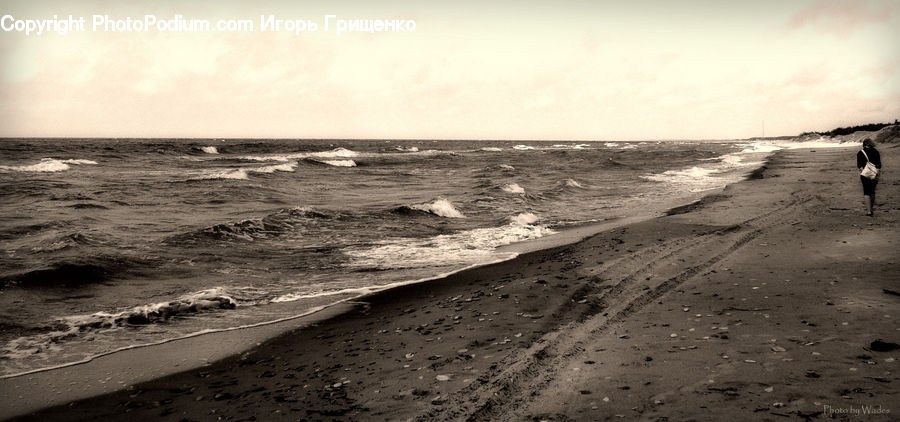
[2,143,898,421]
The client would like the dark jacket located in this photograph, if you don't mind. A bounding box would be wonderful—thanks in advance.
[858,148,882,169]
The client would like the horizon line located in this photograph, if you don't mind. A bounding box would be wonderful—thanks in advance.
[0,134,800,142]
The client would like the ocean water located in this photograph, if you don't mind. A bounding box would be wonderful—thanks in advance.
[0,138,786,377]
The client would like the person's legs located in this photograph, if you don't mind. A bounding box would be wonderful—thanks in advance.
[861,177,877,216]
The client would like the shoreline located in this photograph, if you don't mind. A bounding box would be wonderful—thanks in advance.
[0,153,777,419]
[6,145,899,421]
[0,209,667,419]
[0,168,744,384]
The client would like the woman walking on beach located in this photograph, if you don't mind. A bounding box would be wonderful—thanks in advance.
[857,138,882,216]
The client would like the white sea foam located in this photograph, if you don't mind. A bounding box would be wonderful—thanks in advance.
[720,154,745,166]
[62,288,239,329]
[643,167,717,183]
[551,144,591,150]
[410,198,465,218]
[186,163,295,181]
[0,288,241,366]
[502,183,526,194]
[201,146,219,154]
[318,159,357,167]
[2,251,530,379]
[603,142,636,150]
[739,143,783,154]
[312,147,358,158]
[238,147,359,162]
[271,286,381,303]
[512,145,535,150]
[737,138,846,154]
[195,169,249,180]
[642,166,721,192]
[565,179,584,188]
[510,212,539,226]
[642,142,776,192]
[480,147,503,152]
[395,146,419,152]
[499,164,515,170]
[0,158,97,173]
[239,154,295,162]
[251,162,298,173]
[345,212,553,270]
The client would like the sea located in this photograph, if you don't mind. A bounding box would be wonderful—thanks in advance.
[0,137,827,378]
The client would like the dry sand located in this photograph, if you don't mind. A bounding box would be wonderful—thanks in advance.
[2,145,898,421]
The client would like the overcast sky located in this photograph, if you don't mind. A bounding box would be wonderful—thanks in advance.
[1,0,898,140]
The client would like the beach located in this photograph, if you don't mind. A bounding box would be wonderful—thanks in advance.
[2,144,898,420]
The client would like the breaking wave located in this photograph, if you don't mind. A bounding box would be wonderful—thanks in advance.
[187,162,297,181]
[252,162,299,173]
[501,183,526,194]
[344,212,553,270]
[565,179,584,188]
[316,159,357,167]
[192,169,249,180]
[237,147,359,163]
[0,158,97,173]
[0,288,242,367]
[409,198,465,218]
[66,288,239,328]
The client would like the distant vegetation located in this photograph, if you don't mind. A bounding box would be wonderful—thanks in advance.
[801,120,899,137]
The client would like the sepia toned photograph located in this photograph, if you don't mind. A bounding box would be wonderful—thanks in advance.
[1,1,898,420]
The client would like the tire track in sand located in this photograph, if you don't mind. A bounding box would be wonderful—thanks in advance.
[419,194,817,422]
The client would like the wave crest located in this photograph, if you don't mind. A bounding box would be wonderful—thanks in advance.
[0,158,97,173]
[345,212,553,270]
[564,179,583,188]
[67,288,238,328]
[510,212,539,226]
[410,198,465,218]
[252,162,298,173]
[192,169,249,180]
[316,159,357,167]
[238,147,359,163]
[501,183,526,194]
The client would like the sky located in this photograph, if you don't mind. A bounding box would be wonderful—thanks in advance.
[1,0,898,140]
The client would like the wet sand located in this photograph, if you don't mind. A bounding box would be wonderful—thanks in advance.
[3,145,898,421]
